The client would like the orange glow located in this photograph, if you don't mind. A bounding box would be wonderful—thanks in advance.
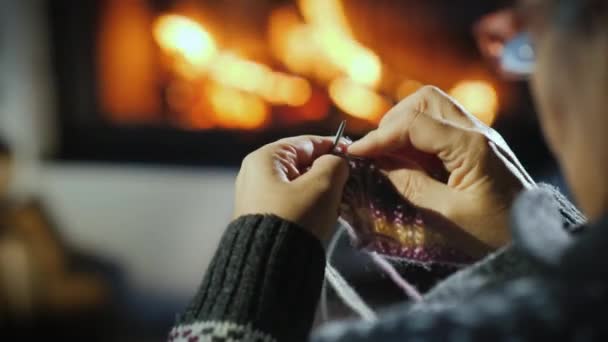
[268,6,340,82]
[269,7,311,74]
[329,78,390,122]
[298,0,382,87]
[166,80,196,113]
[98,0,160,121]
[153,14,217,76]
[395,80,424,100]
[280,86,331,122]
[268,74,312,107]
[209,53,312,107]
[207,83,269,129]
[449,81,499,125]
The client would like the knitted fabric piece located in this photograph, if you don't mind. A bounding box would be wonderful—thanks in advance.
[339,156,476,266]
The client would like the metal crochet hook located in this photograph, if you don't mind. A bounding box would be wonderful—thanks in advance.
[332,120,346,152]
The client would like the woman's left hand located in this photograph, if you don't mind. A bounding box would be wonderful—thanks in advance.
[234,135,349,241]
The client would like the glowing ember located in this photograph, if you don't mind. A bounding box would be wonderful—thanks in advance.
[209,53,312,107]
[207,83,269,130]
[329,78,390,122]
[269,7,319,77]
[298,0,382,88]
[153,14,217,76]
[449,80,499,125]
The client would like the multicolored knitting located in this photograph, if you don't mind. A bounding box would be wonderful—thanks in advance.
[339,155,477,266]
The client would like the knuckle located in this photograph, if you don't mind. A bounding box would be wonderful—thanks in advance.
[241,152,255,168]
[418,85,442,98]
[461,131,492,164]
[398,174,423,203]
[467,132,490,152]
[241,146,267,169]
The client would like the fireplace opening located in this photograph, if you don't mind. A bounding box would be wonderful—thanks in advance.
[50,0,542,167]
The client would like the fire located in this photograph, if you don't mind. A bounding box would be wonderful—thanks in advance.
[268,2,386,123]
[100,2,506,134]
[269,7,340,83]
[207,83,269,130]
[449,81,499,125]
[298,0,382,88]
[270,2,382,88]
[209,53,312,107]
[329,78,390,122]
[152,13,314,129]
[153,14,217,76]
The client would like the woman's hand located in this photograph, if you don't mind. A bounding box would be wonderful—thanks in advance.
[234,135,349,241]
[349,86,529,249]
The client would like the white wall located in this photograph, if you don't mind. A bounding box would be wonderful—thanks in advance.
[40,163,237,299]
[0,0,56,199]
[0,0,55,154]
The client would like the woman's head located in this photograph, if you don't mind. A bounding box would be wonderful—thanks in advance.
[526,0,608,220]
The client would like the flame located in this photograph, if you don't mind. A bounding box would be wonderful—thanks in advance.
[268,6,340,82]
[449,81,499,125]
[298,0,382,88]
[207,83,269,129]
[209,53,312,107]
[153,14,217,76]
[329,78,390,122]
[150,6,390,130]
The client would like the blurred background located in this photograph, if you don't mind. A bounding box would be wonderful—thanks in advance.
[0,0,569,340]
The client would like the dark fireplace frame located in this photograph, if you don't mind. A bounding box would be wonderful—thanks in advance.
[47,0,557,175]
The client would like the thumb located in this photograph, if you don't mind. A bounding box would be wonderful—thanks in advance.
[348,128,402,157]
[384,167,453,216]
[295,154,349,196]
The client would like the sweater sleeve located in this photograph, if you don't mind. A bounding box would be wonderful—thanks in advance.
[312,276,602,342]
[168,214,326,342]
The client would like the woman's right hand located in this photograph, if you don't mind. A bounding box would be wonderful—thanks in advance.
[349,86,530,250]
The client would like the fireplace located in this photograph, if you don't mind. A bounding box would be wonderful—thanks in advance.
[49,0,521,166]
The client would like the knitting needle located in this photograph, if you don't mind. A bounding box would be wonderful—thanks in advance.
[332,120,346,152]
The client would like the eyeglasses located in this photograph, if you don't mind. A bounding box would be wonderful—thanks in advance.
[500,32,536,78]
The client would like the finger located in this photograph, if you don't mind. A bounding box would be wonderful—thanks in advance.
[349,86,477,158]
[352,110,467,172]
[270,135,336,169]
[383,167,454,217]
[347,128,402,156]
[294,155,349,199]
[252,135,335,181]
[376,150,449,183]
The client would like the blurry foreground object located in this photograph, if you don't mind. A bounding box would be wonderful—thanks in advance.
[0,142,111,339]
[473,8,535,79]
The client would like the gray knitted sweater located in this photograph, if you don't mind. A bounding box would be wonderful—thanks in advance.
[169,184,608,341]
